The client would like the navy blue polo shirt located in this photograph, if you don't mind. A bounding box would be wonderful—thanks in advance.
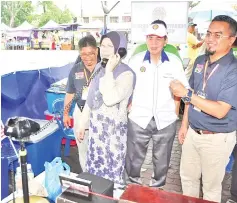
[66,61,92,108]
[188,50,237,133]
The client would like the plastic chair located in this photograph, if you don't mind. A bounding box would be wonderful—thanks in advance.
[52,98,75,157]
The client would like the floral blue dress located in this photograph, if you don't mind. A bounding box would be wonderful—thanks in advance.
[86,96,129,185]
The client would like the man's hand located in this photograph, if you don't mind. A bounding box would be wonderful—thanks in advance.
[178,125,188,144]
[106,54,120,72]
[170,80,188,98]
[63,115,71,128]
[76,129,85,143]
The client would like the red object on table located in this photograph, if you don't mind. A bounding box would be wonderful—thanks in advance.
[44,110,77,146]
[120,184,217,203]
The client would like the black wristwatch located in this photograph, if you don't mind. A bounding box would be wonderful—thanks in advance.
[182,89,193,103]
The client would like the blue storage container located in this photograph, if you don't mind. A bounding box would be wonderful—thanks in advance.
[46,86,75,115]
[46,86,66,114]
[1,158,9,200]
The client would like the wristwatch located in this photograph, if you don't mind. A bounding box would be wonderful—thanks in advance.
[182,89,193,103]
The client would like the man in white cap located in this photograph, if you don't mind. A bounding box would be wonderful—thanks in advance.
[125,20,189,187]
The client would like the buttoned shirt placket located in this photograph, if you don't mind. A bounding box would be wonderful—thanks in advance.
[152,60,162,130]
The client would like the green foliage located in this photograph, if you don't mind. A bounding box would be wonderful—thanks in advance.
[35,1,74,27]
[1,1,75,28]
[1,1,34,27]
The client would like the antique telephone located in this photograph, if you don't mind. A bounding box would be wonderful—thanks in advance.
[101,47,127,68]
[4,117,49,203]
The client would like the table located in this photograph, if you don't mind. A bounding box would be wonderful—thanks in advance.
[120,184,216,203]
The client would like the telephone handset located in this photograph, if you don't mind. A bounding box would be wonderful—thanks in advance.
[101,47,127,68]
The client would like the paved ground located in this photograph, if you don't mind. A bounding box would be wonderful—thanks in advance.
[61,120,232,203]
[140,120,232,203]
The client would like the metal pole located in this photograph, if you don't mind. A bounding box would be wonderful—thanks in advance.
[104,14,107,34]
[101,1,120,34]
[19,145,29,203]
[108,1,120,13]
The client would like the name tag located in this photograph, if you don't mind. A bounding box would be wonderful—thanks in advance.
[194,64,204,74]
[82,86,89,100]
[163,72,174,79]
[193,91,206,112]
[75,72,84,80]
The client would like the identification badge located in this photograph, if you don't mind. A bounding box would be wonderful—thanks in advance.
[82,86,89,100]
[75,72,84,79]
[193,90,207,112]
[194,64,204,73]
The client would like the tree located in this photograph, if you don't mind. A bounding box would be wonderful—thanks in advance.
[1,1,34,27]
[35,1,74,27]
[1,1,75,28]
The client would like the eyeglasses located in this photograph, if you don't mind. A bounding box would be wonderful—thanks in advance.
[80,52,96,58]
[205,32,233,40]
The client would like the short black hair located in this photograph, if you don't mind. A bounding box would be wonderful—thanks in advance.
[151,19,167,29]
[78,35,97,50]
[212,15,237,37]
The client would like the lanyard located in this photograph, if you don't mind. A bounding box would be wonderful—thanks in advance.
[83,68,94,86]
[202,61,219,91]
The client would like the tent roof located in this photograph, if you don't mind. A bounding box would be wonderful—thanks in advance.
[0,23,10,31]
[13,21,35,31]
[40,20,63,30]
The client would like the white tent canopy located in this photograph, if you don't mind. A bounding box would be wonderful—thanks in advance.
[1,23,10,31]
[5,21,34,37]
[40,20,64,30]
[9,21,35,31]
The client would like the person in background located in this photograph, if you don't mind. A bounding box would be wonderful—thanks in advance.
[125,19,189,188]
[185,22,204,80]
[227,38,237,203]
[30,31,35,50]
[38,31,43,50]
[78,31,135,188]
[54,31,60,50]
[170,15,237,202]
[64,35,98,172]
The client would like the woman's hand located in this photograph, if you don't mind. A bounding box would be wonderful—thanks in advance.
[106,54,120,72]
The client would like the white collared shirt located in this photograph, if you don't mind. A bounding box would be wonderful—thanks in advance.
[128,50,189,130]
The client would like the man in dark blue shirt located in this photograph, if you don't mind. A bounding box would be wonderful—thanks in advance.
[170,15,237,202]
[227,38,237,203]
[64,35,98,172]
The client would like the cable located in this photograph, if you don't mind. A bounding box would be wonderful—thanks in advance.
[32,66,103,136]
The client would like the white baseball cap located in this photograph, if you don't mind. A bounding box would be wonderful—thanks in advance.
[145,23,167,37]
